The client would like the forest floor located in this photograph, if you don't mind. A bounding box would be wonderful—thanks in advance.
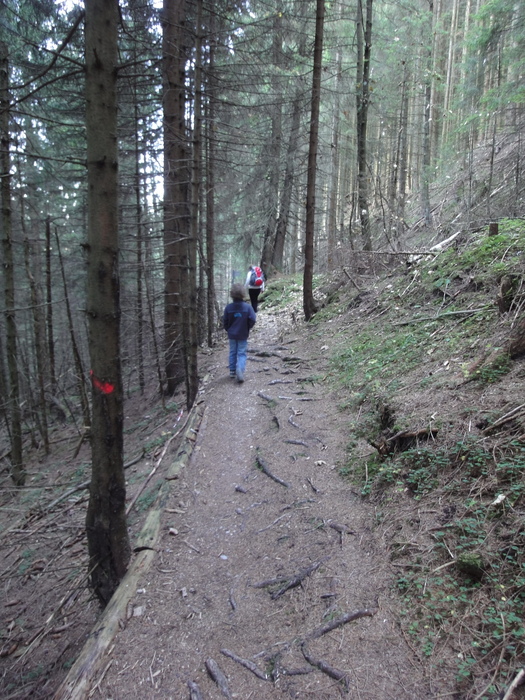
[1,242,524,699]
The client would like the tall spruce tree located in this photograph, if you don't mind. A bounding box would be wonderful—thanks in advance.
[84,0,131,605]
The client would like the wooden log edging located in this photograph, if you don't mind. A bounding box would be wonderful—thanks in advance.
[52,399,206,700]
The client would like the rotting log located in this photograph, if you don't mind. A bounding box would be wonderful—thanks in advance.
[52,400,205,700]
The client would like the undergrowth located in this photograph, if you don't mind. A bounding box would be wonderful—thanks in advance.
[329,221,525,698]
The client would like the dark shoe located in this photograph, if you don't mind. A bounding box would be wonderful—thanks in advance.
[229,371,236,378]
[236,370,244,383]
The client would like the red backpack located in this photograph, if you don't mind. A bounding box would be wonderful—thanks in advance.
[250,266,264,287]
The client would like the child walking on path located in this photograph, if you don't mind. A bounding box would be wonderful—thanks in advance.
[223,283,256,383]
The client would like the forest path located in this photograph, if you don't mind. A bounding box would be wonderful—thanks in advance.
[99,310,438,699]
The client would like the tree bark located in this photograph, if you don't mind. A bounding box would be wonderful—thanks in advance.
[260,8,283,277]
[421,0,433,227]
[163,0,189,395]
[303,0,324,321]
[84,0,131,605]
[356,0,373,251]
[205,18,216,348]
[0,41,24,486]
[55,228,91,428]
[23,235,49,454]
[45,216,57,392]
[272,91,301,272]
[327,0,343,269]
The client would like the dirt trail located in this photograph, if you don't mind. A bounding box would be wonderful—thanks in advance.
[98,312,441,699]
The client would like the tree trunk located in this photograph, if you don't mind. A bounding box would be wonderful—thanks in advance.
[260,9,283,277]
[272,91,301,272]
[45,216,57,392]
[55,228,91,428]
[396,62,409,245]
[0,41,24,486]
[327,0,343,270]
[421,0,433,227]
[134,102,145,395]
[84,0,131,605]
[163,0,189,395]
[303,0,324,321]
[23,235,49,454]
[205,27,216,348]
[186,0,202,408]
[356,0,373,251]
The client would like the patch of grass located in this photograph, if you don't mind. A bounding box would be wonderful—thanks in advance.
[262,274,303,311]
[135,483,162,512]
[18,549,36,575]
[420,221,525,292]
[474,352,512,385]
[144,431,171,454]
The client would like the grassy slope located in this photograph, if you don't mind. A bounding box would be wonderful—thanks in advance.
[263,218,525,699]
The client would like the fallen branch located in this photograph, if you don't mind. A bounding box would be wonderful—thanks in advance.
[205,657,233,699]
[255,454,289,488]
[394,306,491,326]
[301,643,349,692]
[502,668,525,700]
[126,409,184,515]
[257,391,275,402]
[483,403,525,435]
[220,648,268,681]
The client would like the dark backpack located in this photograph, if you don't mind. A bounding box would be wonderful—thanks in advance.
[249,266,264,287]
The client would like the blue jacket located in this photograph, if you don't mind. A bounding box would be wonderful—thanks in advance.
[223,301,256,340]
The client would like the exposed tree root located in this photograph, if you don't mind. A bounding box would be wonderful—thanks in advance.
[187,680,204,700]
[205,657,233,699]
[307,608,377,640]
[301,643,349,692]
[253,559,326,599]
[255,453,289,488]
[220,648,268,681]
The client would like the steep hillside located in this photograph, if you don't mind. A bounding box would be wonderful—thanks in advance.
[263,217,525,699]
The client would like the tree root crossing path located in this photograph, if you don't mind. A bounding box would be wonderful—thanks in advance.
[93,313,435,699]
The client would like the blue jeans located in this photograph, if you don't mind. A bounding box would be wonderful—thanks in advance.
[229,339,248,374]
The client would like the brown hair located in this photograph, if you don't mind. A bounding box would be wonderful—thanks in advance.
[230,283,246,301]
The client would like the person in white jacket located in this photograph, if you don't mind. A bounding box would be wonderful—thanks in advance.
[245,265,265,313]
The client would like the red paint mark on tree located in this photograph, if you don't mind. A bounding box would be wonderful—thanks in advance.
[90,370,115,395]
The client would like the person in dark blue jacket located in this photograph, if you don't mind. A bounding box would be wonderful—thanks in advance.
[223,283,256,383]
